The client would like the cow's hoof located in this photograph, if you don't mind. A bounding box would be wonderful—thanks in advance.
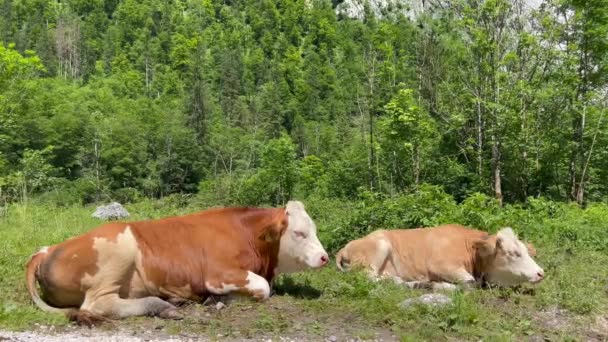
[159,308,183,320]
[67,309,109,327]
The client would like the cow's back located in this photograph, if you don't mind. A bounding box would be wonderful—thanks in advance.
[382,224,488,281]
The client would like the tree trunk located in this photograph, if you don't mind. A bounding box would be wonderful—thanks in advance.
[94,137,101,202]
[492,137,503,206]
[576,105,605,205]
[413,144,420,186]
[369,106,376,191]
[476,87,483,176]
[365,46,377,191]
[520,104,529,200]
[569,104,585,203]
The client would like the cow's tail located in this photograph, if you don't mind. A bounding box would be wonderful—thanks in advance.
[335,247,350,271]
[25,249,71,314]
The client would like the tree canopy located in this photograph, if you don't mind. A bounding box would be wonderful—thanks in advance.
[0,0,606,206]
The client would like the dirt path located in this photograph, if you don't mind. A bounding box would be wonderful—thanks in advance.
[0,327,200,342]
[0,327,316,342]
[0,327,370,342]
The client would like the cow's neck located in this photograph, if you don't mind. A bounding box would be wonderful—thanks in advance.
[244,208,285,282]
[472,235,496,280]
[252,238,281,281]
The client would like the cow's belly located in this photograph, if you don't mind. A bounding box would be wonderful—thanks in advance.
[126,271,150,298]
[388,253,431,282]
[127,265,202,302]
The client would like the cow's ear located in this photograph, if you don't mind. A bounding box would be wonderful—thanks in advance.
[262,215,288,242]
[474,236,496,259]
[526,242,537,257]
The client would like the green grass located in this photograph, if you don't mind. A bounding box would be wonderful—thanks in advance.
[1,202,607,341]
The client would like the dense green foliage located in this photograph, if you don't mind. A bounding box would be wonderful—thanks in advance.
[1,0,607,206]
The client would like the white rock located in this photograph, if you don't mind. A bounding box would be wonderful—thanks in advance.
[400,293,452,309]
[215,302,225,311]
[92,202,130,220]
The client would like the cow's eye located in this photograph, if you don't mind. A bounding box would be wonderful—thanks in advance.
[294,231,307,239]
[510,251,521,258]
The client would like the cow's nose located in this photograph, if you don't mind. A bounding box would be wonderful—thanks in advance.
[537,270,544,279]
[320,254,329,265]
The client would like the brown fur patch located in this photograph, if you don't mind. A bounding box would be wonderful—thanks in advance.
[132,207,287,299]
[473,235,497,278]
[526,243,537,257]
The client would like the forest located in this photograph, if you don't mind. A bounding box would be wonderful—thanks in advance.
[0,0,606,209]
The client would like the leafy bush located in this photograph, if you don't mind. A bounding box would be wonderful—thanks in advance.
[34,178,105,206]
[111,187,143,204]
[326,184,459,252]
[295,155,328,198]
[316,186,608,254]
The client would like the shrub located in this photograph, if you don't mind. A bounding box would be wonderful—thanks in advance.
[111,187,143,204]
[34,178,105,206]
[326,184,460,252]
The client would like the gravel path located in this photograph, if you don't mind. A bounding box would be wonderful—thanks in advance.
[0,328,341,342]
[0,330,356,342]
[0,329,209,342]
[0,330,196,341]
[0,324,215,342]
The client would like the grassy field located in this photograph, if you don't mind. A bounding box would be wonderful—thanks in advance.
[1,201,608,341]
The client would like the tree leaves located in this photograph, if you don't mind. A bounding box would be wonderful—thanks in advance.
[0,0,606,205]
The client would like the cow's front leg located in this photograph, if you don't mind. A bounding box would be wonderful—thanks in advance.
[442,268,478,290]
[206,270,271,300]
[403,281,458,291]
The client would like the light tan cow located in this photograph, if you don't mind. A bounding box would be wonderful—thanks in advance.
[335,224,544,290]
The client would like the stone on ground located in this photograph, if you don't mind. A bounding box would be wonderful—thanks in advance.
[399,293,452,309]
[92,202,130,220]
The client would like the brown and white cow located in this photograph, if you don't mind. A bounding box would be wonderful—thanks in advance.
[335,224,544,290]
[26,201,328,324]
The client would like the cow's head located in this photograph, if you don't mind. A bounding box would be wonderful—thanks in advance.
[275,201,329,273]
[475,227,544,287]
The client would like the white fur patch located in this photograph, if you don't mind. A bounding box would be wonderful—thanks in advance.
[286,200,305,211]
[245,271,270,299]
[433,282,458,291]
[276,201,328,273]
[80,226,139,290]
[497,227,516,241]
[38,246,49,254]
[205,281,239,295]
[485,227,545,286]
[79,226,141,312]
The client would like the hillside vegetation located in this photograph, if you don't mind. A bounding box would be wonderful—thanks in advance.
[1,0,607,207]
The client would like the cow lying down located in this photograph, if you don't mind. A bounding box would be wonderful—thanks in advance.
[336,224,544,290]
[26,201,328,324]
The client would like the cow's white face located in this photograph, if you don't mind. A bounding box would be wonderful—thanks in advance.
[276,201,329,273]
[477,228,544,287]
